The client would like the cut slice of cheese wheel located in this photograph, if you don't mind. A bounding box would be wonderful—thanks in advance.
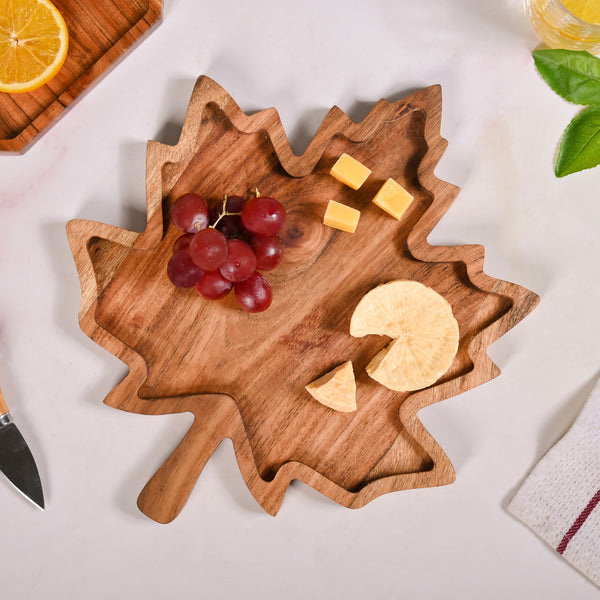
[350,281,459,392]
[305,361,356,412]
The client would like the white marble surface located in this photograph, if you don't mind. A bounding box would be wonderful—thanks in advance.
[0,0,599,597]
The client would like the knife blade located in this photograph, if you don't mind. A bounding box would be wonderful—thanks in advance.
[0,386,44,509]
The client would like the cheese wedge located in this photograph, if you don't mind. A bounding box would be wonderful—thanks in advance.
[372,178,414,221]
[305,361,356,412]
[330,153,371,190]
[350,281,459,392]
[323,200,360,233]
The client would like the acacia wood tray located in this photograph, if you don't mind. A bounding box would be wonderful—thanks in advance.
[0,0,162,153]
[67,76,539,523]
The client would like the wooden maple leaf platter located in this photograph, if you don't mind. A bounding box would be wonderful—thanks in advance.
[67,76,539,523]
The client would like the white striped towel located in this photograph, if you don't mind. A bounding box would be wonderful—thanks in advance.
[508,377,600,588]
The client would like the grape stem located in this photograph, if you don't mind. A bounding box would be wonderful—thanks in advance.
[210,195,242,229]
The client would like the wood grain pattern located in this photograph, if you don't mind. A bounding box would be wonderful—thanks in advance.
[0,0,162,153]
[67,76,539,523]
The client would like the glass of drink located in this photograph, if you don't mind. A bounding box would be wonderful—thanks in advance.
[527,0,600,51]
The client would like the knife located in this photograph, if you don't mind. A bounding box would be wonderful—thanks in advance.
[0,386,44,509]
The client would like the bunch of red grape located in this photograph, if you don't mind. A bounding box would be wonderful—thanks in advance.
[166,192,286,313]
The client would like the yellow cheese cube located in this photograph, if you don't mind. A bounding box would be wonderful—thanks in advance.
[323,200,360,233]
[372,178,414,221]
[330,153,371,190]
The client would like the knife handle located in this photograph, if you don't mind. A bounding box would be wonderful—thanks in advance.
[0,387,8,416]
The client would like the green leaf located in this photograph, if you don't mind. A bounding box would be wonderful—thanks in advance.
[533,49,600,105]
[555,105,600,177]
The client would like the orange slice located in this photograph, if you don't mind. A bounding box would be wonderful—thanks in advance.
[0,0,69,93]
[350,281,459,392]
[305,362,356,412]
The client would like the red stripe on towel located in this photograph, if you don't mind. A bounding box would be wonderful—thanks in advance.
[557,489,600,555]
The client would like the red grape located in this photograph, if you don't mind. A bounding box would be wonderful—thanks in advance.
[249,235,283,271]
[216,214,245,239]
[209,206,219,225]
[189,228,228,271]
[167,250,205,288]
[195,271,233,300]
[172,233,194,254]
[241,196,286,236]
[224,195,247,213]
[234,272,273,313]
[219,239,256,282]
[171,193,210,233]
